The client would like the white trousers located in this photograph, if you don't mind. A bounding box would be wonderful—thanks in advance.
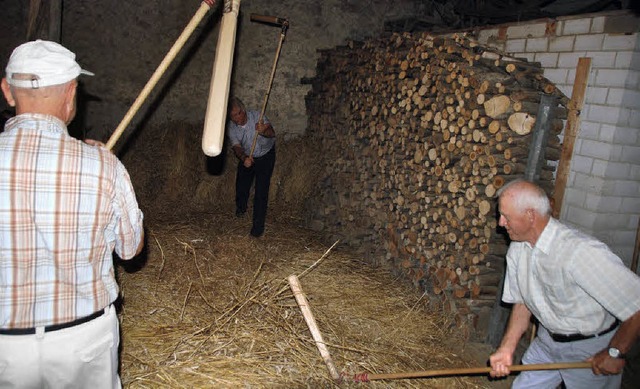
[513,325,622,389]
[0,305,121,389]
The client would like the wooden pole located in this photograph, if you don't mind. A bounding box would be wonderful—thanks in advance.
[631,217,640,274]
[287,275,341,382]
[249,24,287,157]
[48,0,61,42]
[106,1,215,150]
[25,0,62,42]
[552,57,591,218]
[27,0,42,41]
[355,361,591,382]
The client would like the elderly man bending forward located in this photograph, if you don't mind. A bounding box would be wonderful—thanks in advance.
[489,179,640,389]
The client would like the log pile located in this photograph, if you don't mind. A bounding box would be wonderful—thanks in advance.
[303,32,567,330]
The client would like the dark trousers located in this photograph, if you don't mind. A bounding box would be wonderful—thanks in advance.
[235,147,275,234]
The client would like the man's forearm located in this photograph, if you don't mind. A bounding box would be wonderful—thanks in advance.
[609,310,640,355]
[489,303,532,377]
[588,310,639,375]
[500,303,532,353]
[135,230,145,255]
[259,124,275,138]
[232,145,246,161]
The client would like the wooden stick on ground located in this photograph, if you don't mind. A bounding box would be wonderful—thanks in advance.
[287,275,341,382]
[353,361,591,382]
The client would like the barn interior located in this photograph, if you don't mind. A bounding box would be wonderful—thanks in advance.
[1,0,639,388]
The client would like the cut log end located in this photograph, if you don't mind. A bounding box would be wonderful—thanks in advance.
[508,112,536,135]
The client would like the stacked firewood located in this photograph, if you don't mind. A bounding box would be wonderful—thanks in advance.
[303,32,567,328]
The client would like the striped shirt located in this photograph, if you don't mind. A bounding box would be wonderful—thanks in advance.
[0,114,144,329]
[503,217,640,335]
[227,111,275,158]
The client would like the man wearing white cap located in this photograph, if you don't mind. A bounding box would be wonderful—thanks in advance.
[0,40,145,388]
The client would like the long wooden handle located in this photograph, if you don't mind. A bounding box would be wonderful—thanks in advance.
[107,1,214,150]
[288,275,341,382]
[248,29,286,157]
[356,361,591,382]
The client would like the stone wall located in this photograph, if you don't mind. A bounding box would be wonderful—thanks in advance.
[475,11,640,270]
[1,0,418,144]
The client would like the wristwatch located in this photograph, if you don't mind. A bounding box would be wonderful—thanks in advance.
[608,347,625,359]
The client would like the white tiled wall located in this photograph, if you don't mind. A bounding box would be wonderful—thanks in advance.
[476,12,640,269]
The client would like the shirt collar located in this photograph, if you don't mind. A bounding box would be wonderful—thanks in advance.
[7,113,68,135]
[533,217,559,255]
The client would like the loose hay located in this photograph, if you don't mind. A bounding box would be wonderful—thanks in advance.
[117,213,494,388]
[122,122,322,222]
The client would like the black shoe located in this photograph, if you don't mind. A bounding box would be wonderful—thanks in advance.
[250,227,264,238]
[235,209,246,217]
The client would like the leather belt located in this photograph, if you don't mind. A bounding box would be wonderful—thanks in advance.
[0,308,107,336]
[549,320,619,343]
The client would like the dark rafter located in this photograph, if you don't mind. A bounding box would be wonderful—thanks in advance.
[385,0,630,32]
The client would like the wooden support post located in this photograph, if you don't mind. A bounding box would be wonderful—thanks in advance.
[553,57,591,218]
[48,0,62,42]
[27,0,62,41]
[632,218,640,274]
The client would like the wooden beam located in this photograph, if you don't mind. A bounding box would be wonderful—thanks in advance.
[632,217,640,274]
[49,0,62,42]
[552,57,591,219]
[26,0,62,42]
[27,0,42,40]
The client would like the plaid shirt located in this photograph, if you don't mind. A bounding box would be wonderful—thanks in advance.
[0,114,144,329]
[503,217,640,335]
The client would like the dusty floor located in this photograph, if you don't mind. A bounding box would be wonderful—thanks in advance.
[115,207,518,388]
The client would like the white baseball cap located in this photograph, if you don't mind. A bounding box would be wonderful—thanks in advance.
[5,40,94,89]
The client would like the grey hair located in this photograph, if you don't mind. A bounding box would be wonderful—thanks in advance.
[229,97,245,112]
[496,178,551,216]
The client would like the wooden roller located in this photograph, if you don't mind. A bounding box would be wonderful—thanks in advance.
[202,0,241,157]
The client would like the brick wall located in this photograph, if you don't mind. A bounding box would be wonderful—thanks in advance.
[475,11,640,270]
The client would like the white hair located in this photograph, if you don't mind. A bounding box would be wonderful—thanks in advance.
[497,178,551,216]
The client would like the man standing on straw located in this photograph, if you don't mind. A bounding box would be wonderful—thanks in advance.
[0,40,144,388]
[227,96,276,238]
